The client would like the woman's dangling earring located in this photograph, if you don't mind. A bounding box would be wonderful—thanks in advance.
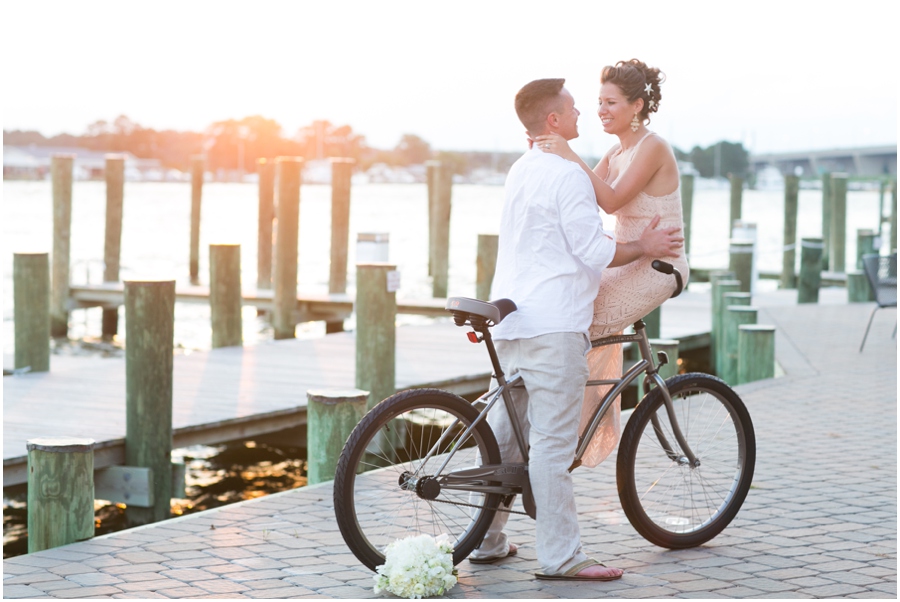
[630,113,640,132]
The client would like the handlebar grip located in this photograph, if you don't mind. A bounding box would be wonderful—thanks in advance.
[651,260,684,298]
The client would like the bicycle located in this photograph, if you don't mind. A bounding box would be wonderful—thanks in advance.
[334,261,756,571]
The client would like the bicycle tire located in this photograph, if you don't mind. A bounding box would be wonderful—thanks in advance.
[617,373,756,548]
[334,388,503,571]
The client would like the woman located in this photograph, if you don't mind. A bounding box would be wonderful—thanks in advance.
[535,59,690,467]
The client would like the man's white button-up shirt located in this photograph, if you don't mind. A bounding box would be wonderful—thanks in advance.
[491,147,616,341]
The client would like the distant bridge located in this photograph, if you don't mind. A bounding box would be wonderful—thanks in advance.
[750,145,896,178]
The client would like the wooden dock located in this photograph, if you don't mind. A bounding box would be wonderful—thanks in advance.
[5,287,846,488]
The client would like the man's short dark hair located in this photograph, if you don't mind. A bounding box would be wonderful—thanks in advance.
[515,78,565,134]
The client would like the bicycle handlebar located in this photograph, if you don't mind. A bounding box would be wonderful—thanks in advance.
[651,260,684,298]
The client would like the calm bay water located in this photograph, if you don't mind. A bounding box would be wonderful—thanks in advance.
[2,180,888,355]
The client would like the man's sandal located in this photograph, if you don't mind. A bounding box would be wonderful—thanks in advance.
[468,543,518,564]
[534,558,623,581]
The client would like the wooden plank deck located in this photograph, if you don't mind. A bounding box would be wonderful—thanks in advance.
[9,287,830,488]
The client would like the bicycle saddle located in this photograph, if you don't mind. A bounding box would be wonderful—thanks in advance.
[446,297,517,327]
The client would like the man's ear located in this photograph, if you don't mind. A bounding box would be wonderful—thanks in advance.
[547,111,560,129]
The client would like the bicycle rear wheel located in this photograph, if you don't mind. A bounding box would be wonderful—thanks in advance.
[617,373,756,548]
[333,388,502,571]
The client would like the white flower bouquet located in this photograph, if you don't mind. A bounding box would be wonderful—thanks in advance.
[373,534,458,598]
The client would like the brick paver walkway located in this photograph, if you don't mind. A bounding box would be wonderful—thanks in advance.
[3,301,896,599]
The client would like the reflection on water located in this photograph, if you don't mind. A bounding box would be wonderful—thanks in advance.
[2,439,307,559]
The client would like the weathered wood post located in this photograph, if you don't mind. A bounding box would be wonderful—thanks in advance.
[710,277,740,366]
[14,253,51,372]
[847,272,871,303]
[856,229,879,302]
[432,163,453,298]
[721,306,758,385]
[51,154,74,338]
[737,325,775,384]
[681,173,694,257]
[426,161,438,276]
[781,174,799,289]
[830,173,848,273]
[476,234,499,301]
[729,174,743,231]
[102,154,125,338]
[878,179,887,236]
[890,178,898,252]
[643,306,661,340]
[189,156,204,285]
[27,437,95,553]
[821,172,832,268]
[729,240,755,294]
[257,158,275,291]
[124,280,175,526]
[328,158,355,333]
[306,389,368,485]
[356,263,397,411]
[716,292,751,377]
[273,157,304,339]
[210,244,242,348]
[798,237,824,304]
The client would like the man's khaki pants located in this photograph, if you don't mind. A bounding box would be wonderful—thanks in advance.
[469,331,591,575]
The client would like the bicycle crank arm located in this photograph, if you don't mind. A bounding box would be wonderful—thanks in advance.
[439,463,529,490]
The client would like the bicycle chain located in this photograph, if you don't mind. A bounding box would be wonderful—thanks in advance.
[429,495,530,516]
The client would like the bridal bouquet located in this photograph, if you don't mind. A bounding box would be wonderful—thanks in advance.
[373,534,458,598]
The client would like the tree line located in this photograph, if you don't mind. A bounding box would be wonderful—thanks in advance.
[3,114,747,178]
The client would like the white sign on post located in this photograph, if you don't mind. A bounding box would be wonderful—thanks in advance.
[386,270,401,293]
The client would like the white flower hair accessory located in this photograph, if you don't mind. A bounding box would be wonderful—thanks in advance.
[374,534,458,599]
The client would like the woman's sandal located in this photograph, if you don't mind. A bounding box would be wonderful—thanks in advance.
[468,543,518,564]
[534,558,623,581]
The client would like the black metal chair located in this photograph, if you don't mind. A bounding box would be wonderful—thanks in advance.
[859,253,897,352]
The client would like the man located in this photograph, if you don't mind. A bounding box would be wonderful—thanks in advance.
[467,78,682,580]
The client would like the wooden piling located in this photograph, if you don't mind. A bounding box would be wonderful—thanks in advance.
[891,178,898,252]
[798,237,824,304]
[476,234,499,301]
[14,253,50,372]
[273,157,304,339]
[210,244,242,348]
[124,280,175,526]
[432,163,453,298]
[729,174,743,229]
[721,306,758,385]
[681,173,694,257]
[189,156,204,285]
[356,263,397,411]
[643,306,661,340]
[716,292,751,377]
[710,277,740,366]
[51,154,74,338]
[426,161,438,276]
[102,155,125,338]
[737,325,775,384]
[27,437,95,553]
[821,172,832,268]
[830,173,848,273]
[307,389,368,485]
[327,159,355,333]
[847,272,871,303]
[856,229,878,270]
[256,158,275,290]
[781,174,799,289]
[729,240,755,293]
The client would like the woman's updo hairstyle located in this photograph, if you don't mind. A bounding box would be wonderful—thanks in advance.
[601,59,665,122]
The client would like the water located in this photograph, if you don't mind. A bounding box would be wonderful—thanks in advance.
[3,180,888,355]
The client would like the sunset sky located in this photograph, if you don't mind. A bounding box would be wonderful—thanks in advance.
[4,0,897,158]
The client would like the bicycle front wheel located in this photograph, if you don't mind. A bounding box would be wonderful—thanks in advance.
[617,373,756,548]
[333,388,502,571]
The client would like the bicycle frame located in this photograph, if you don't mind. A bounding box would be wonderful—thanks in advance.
[426,319,699,500]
